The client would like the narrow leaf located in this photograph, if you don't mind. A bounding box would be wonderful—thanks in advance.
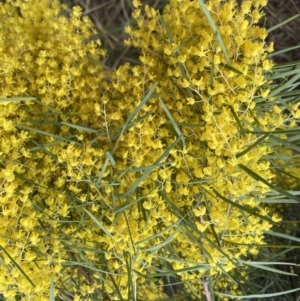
[83,208,114,239]
[50,277,55,301]
[267,14,300,33]
[236,133,270,158]
[242,262,296,276]
[239,164,300,203]
[159,97,185,145]
[0,245,36,288]
[14,124,82,146]
[220,63,243,75]
[0,97,36,102]
[96,158,109,186]
[142,227,181,252]
[216,288,300,299]
[196,0,230,64]
[112,83,158,153]
[106,151,116,167]
[211,187,273,223]
[61,121,100,133]
[121,134,182,197]
[266,230,300,243]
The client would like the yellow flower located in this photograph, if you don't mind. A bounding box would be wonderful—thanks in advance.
[178,78,190,88]
[271,214,282,223]
[196,221,208,232]
[1,164,15,182]
[110,111,122,120]
[143,200,152,210]
[193,207,206,217]
[132,0,141,8]
[176,171,189,182]
[0,0,289,298]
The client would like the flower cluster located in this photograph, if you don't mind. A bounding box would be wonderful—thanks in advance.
[0,0,106,299]
[0,0,294,300]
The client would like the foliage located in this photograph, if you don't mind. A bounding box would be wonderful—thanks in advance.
[0,0,299,300]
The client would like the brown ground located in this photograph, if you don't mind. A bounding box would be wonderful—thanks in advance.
[265,0,300,62]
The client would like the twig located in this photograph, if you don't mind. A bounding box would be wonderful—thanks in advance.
[67,251,111,301]
[203,281,212,301]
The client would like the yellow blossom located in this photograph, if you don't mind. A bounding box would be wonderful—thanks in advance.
[0,0,290,299]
